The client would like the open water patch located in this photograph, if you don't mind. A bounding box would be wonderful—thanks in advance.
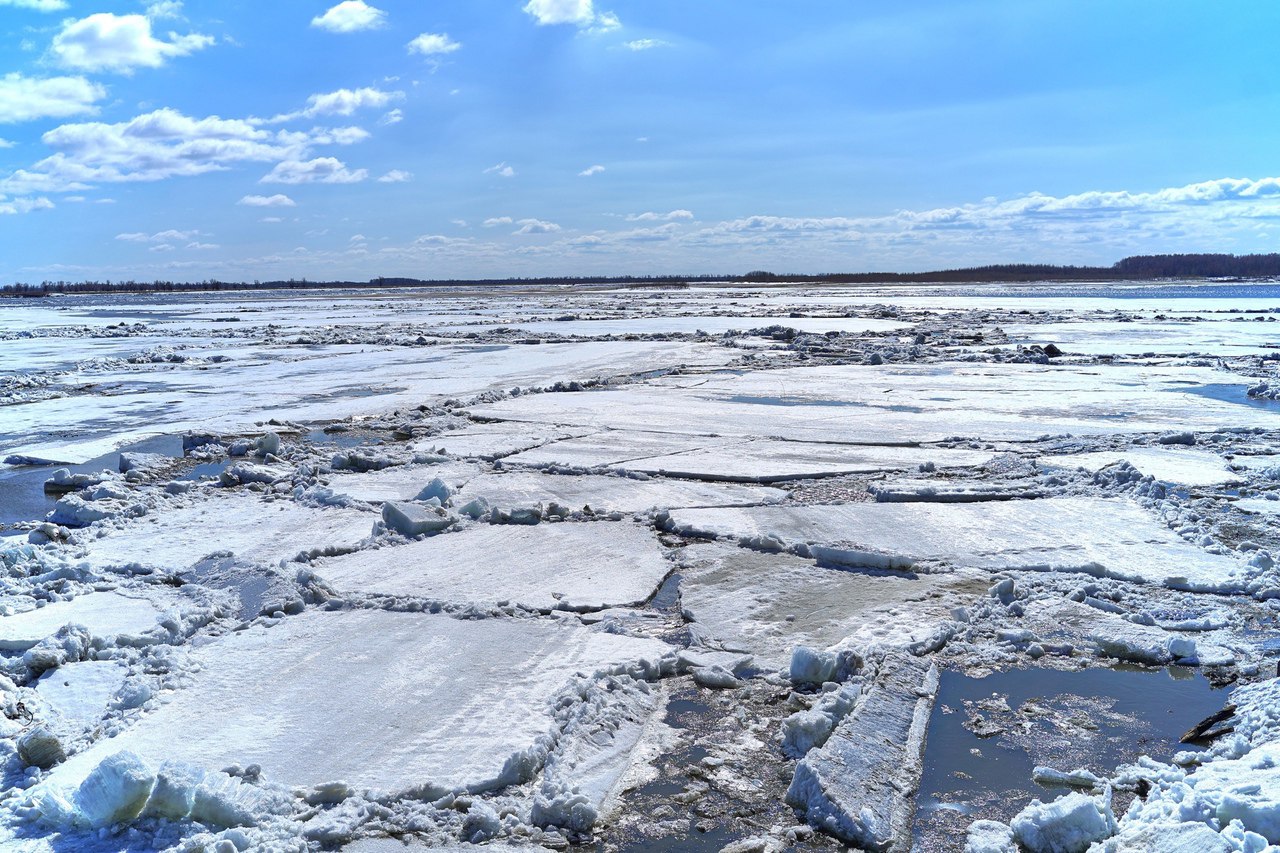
[1177,383,1280,410]
[913,664,1228,852]
[0,434,183,531]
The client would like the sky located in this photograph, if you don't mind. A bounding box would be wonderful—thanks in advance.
[2,0,1280,282]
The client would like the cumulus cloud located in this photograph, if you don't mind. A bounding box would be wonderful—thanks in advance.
[0,73,104,124]
[0,107,368,195]
[311,1,386,33]
[514,218,560,235]
[0,0,67,10]
[578,164,605,177]
[377,169,412,182]
[238,193,295,207]
[523,0,618,30]
[626,209,693,222]
[0,196,54,215]
[267,87,403,123]
[482,216,512,227]
[260,156,367,184]
[146,1,184,19]
[408,32,461,56]
[483,162,515,178]
[51,13,213,74]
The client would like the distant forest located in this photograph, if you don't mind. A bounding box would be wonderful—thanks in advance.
[5,252,1280,297]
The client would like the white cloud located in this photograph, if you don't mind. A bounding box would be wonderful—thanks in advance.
[0,0,66,10]
[311,1,386,33]
[238,193,295,207]
[514,218,560,235]
[0,73,105,124]
[482,217,512,227]
[377,169,412,183]
[378,108,403,126]
[117,229,200,243]
[261,156,367,184]
[408,32,461,56]
[484,162,515,178]
[0,196,53,215]
[185,241,219,250]
[260,216,282,222]
[0,139,14,148]
[626,209,693,222]
[148,243,175,252]
[450,219,467,227]
[51,13,213,74]
[146,1,184,19]
[578,164,605,177]
[269,87,403,122]
[523,0,618,30]
[0,107,365,194]
[624,38,669,51]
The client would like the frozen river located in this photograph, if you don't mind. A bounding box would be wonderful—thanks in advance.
[0,281,1278,852]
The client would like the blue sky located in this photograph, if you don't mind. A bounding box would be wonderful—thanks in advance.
[2,0,1280,282]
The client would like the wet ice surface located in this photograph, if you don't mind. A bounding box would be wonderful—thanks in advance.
[1,281,1279,852]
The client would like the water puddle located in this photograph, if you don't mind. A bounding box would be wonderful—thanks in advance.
[0,434,183,531]
[1177,383,1280,411]
[913,664,1228,852]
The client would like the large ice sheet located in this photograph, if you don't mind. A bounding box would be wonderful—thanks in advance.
[325,462,485,503]
[311,522,671,611]
[2,339,734,465]
[457,470,786,512]
[507,431,989,481]
[1003,318,1280,356]
[1040,447,1243,487]
[0,593,168,651]
[473,362,1276,444]
[81,494,375,572]
[36,661,127,730]
[40,609,673,795]
[416,422,594,460]
[678,543,982,668]
[667,497,1250,589]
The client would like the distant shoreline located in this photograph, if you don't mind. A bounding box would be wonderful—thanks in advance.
[5,253,1280,297]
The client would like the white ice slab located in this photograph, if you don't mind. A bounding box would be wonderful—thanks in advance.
[36,661,127,730]
[81,494,375,572]
[40,609,673,795]
[474,362,1276,444]
[1040,448,1243,487]
[1235,498,1280,515]
[457,470,785,513]
[416,422,594,460]
[325,462,485,503]
[667,497,1250,590]
[679,543,978,668]
[0,593,167,651]
[311,522,671,611]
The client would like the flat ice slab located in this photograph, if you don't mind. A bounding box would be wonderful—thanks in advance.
[80,494,375,572]
[325,461,484,503]
[457,470,786,513]
[679,543,980,668]
[36,661,127,731]
[311,522,672,611]
[508,432,989,482]
[1040,447,1243,487]
[39,609,673,796]
[0,593,169,651]
[668,497,1250,590]
[473,362,1276,443]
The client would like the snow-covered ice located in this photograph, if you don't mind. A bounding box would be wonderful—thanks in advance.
[311,521,672,611]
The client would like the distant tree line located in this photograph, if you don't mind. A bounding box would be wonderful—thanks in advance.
[6,254,1280,297]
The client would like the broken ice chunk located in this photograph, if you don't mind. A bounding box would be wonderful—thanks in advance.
[1008,790,1116,852]
[380,501,458,537]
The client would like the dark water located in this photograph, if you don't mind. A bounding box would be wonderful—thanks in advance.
[913,665,1229,852]
[1177,383,1280,411]
[0,434,183,531]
